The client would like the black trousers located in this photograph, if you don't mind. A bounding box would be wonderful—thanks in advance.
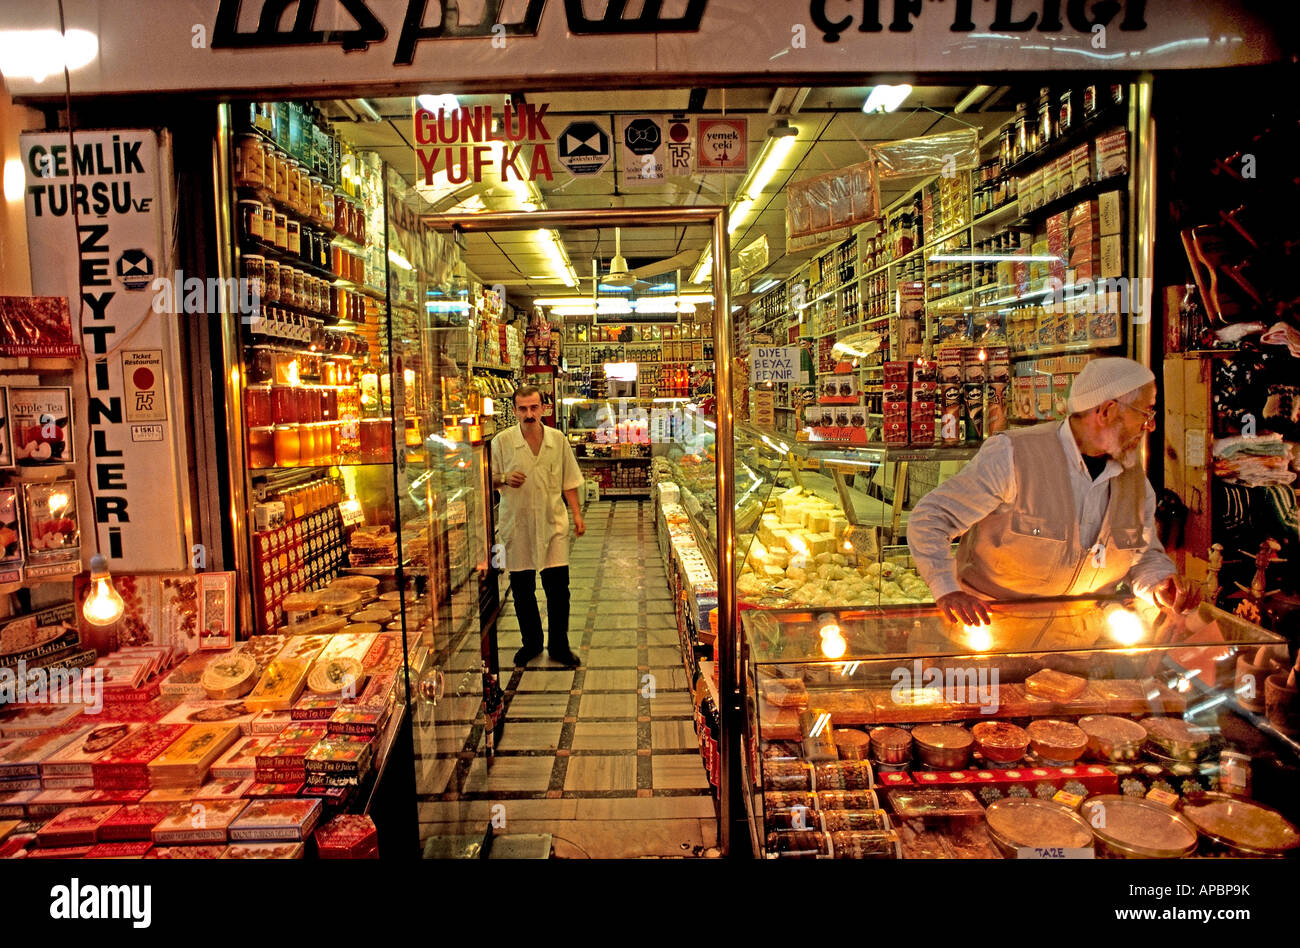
[509,565,571,654]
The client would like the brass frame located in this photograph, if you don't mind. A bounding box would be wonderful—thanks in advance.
[424,208,738,852]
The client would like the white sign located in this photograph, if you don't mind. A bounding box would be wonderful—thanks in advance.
[22,129,192,572]
[750,346,805,384]
[620,115,665,187]
[1,1,1279,97]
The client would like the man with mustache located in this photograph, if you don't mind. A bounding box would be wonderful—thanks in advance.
[908,357,1191,626]
[491,385,586,667]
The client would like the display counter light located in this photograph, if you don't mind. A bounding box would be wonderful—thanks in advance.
[818,614,847,660]
[1104,603,1146,646]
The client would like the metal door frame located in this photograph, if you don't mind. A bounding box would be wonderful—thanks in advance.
[427,208,739,854]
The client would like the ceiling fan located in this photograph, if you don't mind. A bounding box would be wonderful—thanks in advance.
[601,228,649,289]
[593,227,709,294]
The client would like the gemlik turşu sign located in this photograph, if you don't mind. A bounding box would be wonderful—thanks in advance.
[2,0,1282,98]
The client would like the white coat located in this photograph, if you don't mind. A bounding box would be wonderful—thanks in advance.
[491,423,583,573]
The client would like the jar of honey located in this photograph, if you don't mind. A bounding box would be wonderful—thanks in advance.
[271,385,297,425]
[298,423,316,466]
[245,384,272,428]
[273,425,300,467]
[247,426,274,468]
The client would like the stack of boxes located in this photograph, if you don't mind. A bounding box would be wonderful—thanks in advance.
[252,506,346,633]
[911,361,937,446]
[879,361,938,446]
[881,362,909,445]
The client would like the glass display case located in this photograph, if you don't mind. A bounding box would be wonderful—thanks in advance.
[741,598,1299,859]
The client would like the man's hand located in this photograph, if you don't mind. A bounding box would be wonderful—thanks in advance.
[937,591,991,626]
[506,471,527,488]
[572,511,586,537]
[1153,574,1199,615]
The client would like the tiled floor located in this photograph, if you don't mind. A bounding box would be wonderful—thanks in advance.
[418,500,719,858]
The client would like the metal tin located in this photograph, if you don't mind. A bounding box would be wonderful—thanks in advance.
[1078,715,1147,762]
[1079,795,1198,859]
[1179,791,1300,857]
[985,798,1093,857]
[911,724,972,769]
[972,721,1030,764]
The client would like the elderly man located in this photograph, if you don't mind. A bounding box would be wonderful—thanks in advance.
[908,357,1192,625]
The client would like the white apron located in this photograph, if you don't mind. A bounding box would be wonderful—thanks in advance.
[492,425,582,573]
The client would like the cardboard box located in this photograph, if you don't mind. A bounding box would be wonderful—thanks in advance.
[1098,190,1123,235]
[1100,235,1124,278]
[314,813,379,859]
[98,803,173,841]
[1095,129,1129,179]
[227,797,322,842]
[150,799,247,845]
[36,804,120,848]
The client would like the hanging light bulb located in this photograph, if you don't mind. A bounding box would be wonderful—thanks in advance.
[82,553,125,627]
[818,614,847,659]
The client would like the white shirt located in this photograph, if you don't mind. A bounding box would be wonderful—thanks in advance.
[908,421,1175,600]
[491,424,583,572]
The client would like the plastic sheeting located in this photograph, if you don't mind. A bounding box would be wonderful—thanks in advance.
[871,128,980,179]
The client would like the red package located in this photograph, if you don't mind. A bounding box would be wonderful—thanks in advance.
[314,813,379,858]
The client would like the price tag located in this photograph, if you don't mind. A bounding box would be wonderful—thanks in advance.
[1052,789,1084,809]
[1145,787,1180,808]
[1016,847,1095,859]
[338,499,365,527]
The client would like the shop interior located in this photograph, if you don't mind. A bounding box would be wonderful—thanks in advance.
[3,70,1299,861]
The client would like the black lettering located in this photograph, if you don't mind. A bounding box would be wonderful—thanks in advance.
[26,145,47,177]
[89,396,122,424]
[121,139,144,174]
[83,291,113,321]
[83,326,116,354]
[91,180,111,216]
[811,0,854,41]
[27,185,44,215]
[858,0,883,32]
[96,463,127,490]
[108,527,123,558]
[94,360,111,389]
[950,0,975,31]
[78,223,110,253]
[1120,0,1147,29]
[889,0,922,31]
[93,430,122,456]
[72,143,96,177]
[211,0,385,50]
[111,181,133,214]
[1038,0,1064,30]
[991,0,1038,29]
[1067,0,1121,31]
[96,497,130,524]
[80,256,111,287]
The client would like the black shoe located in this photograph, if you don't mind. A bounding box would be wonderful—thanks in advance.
[548,650,582,669]
[513,647,542,667]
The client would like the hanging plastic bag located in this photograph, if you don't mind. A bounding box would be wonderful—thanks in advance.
[871,128,980,178]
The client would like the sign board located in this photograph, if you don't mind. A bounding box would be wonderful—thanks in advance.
[413,104,554,186]
[22,129,192,572]
[557,120,611,177]
[749,346,806,384]
[665,116,694,176]
[2,2,1279,98]
[620,115,665,187]
[696,118,747,173]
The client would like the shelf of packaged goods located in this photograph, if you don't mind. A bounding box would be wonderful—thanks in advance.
[1002,102,1130,180]
[335,278,388,303]
[472,364,517,375]
[598,487,651,496]
[925,286,977,309]
[234,183,360,246]
[340,560,411,577]
[1009,339,1116,359]
[239,236,337,283]
[248,461,397,474]
[697,660,720,711]
[577,455,652,462]
[857,202,1022,284]
[970,199,1023,230]
[1010,175,1127,228]
[737,421,979,464]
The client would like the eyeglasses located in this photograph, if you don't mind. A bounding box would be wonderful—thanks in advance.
[1119,401,1158,426]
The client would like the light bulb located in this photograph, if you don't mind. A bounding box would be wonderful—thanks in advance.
[48,491,70,514]
[964,624,993,652]
[818,614,847,659]
[82,554,125,626]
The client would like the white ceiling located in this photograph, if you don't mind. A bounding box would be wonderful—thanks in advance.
[331,84,1023,304]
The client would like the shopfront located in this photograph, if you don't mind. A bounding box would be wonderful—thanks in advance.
[0,0,1296,865]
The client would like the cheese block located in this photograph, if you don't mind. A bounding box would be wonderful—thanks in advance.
[807,513,832,534]
[762,565,786,580]
[1025,668,1088,701]
[828,516,849,536]
[765,549,790,569]
[769,529,792,552]
[808,533,835,556]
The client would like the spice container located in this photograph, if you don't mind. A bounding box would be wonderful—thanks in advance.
[812,760,874,791]
[815,789,879,810]
[1141,717,1214,761]
[762,761,814,791]
[828,830,901,859]
[911,724,973,769]
[833,729,870,761]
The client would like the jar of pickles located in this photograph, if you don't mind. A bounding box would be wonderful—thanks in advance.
[286,161,302,211]
[274,152,290,203]
[235,135,265,188]
[286,219,301,256]
[274,213,288,251]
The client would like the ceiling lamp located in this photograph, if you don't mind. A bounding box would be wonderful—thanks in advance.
[417,93,460,114]
[862,84,912,114]
[727,121,800,239]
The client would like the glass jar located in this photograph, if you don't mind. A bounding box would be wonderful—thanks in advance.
[323,190,336,233]
[264,259,282,304]
[298,423,316,466]
[274,152,290,203]
[286,161,302,211]
[243,255,266,302]
[359,418,392,463]
[247,347,275,384]
[310,176,325,223]
[274,212,288,251]
[322,386,338,421]
[293,270,308,312]
[286,219,301,257]
[247,426,275,468]
[334,196,350,236]
[245,384,272,428]
[272,384,297,424]
[239,199,263,241]
[273,425,300,467]
[235,134,265,189]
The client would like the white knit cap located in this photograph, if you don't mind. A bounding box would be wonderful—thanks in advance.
[1066,357,1155,414]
